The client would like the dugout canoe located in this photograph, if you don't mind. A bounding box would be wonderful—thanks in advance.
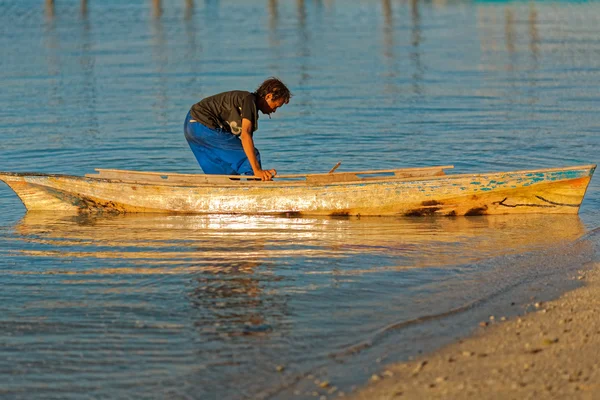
[0,164,595,216]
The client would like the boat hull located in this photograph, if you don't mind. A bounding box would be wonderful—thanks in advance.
[0,165,595,216]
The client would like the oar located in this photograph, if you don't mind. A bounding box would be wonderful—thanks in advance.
[328,161,342,174]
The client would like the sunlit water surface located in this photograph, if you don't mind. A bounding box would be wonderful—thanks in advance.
[1,0,599,399]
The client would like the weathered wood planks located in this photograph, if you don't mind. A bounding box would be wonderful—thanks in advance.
[84,165,454,185]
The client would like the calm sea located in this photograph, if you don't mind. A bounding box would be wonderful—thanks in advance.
[1,0,599,398]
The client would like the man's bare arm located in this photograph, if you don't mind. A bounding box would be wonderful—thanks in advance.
[240,118,276,181]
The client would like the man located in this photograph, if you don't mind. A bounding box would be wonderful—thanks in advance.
[184,77,292,181]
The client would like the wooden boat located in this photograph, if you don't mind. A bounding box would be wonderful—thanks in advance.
[0,164,595,216]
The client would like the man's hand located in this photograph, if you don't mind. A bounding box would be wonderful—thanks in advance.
[255,169,277,181]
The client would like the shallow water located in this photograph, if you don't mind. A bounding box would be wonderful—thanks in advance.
[1,0,599,398]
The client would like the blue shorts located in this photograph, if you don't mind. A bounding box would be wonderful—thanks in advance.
[183,111,261,175]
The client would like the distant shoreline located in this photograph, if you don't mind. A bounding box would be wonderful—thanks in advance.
[351,262,600,399]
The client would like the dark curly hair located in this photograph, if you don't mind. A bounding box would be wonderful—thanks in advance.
[255,77,292,104]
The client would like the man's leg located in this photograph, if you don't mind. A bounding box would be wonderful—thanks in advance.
[184,116,237,175]
[184,114,262,175]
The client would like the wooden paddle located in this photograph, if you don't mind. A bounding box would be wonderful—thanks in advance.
[328,162,342,174]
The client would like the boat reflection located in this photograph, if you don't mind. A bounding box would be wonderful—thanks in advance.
[4,211,590,378]
[11,212,587,274]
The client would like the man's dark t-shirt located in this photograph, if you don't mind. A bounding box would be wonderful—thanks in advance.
[190,91,259,136]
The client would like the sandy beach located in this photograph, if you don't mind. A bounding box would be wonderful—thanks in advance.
[352,263,600,400]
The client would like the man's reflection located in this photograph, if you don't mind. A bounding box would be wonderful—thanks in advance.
[187,250,287,339]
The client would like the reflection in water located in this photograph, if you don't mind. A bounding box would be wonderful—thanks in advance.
[476,3,547,113]
[268,0,283,68]
[150,9,169,125]
[297,0,306,25]
[189,257,285,339]
[529,3,540,61]
[9,212,590,328]
[45,0,55,20]
[293,0,313,117]
[81,0,88,17]
[526,3,540,108]
[410,0,424,96]
[505,8,516,64]
[296,0,311,86]
[478,3,542,72]
[382,0,392,28]
[2,212,592,398]
[268,0,278,36]
[477,6,498,65]
[152,0,162,18]
[78,6,100,140]
[11,212,588,272]
[381,0,400,97]
[184,0,194,20]
[43,0,63,132]
[184,0,201,89]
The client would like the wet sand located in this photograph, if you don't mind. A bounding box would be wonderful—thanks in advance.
[352,263,600,400]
